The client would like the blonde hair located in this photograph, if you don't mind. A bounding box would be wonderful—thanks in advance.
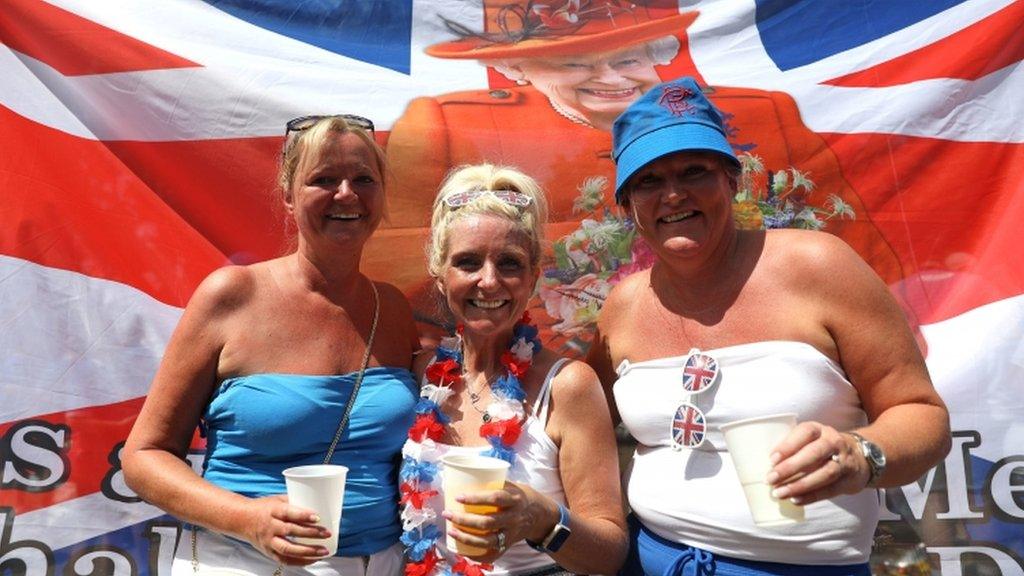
[428,163,548,278]
[277,116,386,200]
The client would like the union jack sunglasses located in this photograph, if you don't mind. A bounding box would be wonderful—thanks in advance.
[670,350,720,450]
[285,114,375,136]
[443,189,533,209]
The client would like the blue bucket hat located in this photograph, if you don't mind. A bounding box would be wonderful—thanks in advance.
[612,76,739,204]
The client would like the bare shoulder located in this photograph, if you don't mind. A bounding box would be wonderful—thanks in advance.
[763,229,875,291]
[185,264,261,319]
[548,355,601,400]
[599,269,650,325]
[373,280,414,315]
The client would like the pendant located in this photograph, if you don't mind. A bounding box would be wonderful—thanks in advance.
[482,413,491,423]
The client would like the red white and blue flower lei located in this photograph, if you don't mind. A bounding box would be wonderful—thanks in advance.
[400,313,542,576]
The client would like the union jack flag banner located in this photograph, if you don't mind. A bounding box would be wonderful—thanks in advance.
[2,1,1023,574]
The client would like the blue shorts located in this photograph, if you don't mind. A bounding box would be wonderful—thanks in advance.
[621,516,870,576]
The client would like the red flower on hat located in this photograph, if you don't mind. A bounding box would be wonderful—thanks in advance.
[531,0,580,28]
[426,358,461,386]
[480,417,523,447]
[409,414,445,442]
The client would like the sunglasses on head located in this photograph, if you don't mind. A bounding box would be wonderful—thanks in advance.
[285,114,375,136]
[444,190,533,209]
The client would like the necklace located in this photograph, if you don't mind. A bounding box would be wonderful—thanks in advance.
[465,372,496,419]
[548,97,594,128]
[400,312,542,576]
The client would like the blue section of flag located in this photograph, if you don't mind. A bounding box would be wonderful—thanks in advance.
[754,0,967,71]
[50,515,179,576]
[964,455,1024,561]
[204,0,413,74]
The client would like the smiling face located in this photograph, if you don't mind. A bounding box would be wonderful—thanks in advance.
[511,44,661,128]
[439,214,539,337]
[625,151,737,264]
[286,131,384,252]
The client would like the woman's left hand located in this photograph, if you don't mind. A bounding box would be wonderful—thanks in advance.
[766,421,872,505]
[442,481,554,563]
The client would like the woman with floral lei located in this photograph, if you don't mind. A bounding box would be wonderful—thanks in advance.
[400,163,627,576]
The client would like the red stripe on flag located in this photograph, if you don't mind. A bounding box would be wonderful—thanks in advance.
[0,0,198,75]
[0,398,208,514]
[0,107,227,307]
[822,132,1024,325]
[0,397,143,514]
[825,1,1024,87]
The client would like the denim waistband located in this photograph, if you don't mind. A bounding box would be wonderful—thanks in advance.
[623,517,870,576]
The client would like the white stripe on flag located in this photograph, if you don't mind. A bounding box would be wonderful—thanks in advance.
[0,255,180,422]
[922,292,1024,462]
[10,0,487,141]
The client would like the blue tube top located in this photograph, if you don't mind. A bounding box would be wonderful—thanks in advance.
[201,367,417,556]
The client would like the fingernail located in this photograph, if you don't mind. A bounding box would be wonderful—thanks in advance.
[769,452,781,464]
[310,514,321,523]
[317,548,329,555]
[441,511,453,520]
[772,487,788,499]
[455,495,466,503]
[766,471,779,484]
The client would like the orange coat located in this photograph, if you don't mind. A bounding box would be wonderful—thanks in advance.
[381,85,902,284]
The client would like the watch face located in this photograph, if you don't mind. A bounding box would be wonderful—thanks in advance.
[870,443,887,467]
[546,525,571,552]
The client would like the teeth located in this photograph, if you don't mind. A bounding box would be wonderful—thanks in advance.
[582,88,635,97]
[471,299,505,309]
[326,214,359,220]
[661,211,694,223]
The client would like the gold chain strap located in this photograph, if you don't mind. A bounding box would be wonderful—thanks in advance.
[192,281,380,575]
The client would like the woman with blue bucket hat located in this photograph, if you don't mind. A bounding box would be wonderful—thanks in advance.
[586,77,950,575]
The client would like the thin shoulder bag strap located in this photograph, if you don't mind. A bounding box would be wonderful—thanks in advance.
[323,280,379,463]
[533,357,571,426]
[193,280,380,575]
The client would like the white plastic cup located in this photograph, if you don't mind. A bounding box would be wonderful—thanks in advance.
[720,413,805,526]
[282,464,349,555]
[441,454,511,556]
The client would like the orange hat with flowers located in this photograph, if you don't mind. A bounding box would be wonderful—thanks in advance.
[426,0,697,60]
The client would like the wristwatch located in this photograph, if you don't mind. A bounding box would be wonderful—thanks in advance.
[849,431,887,486]
[527,502,572,553]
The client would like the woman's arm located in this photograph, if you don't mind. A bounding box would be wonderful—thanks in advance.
[122,267,328,565]
[447,360,628,573]
[768,233,951,504]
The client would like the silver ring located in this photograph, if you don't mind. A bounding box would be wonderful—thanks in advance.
[496,530,507,552]
[830,453,841,464]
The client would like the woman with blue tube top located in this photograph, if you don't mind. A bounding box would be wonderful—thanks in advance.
[123,115,420,576]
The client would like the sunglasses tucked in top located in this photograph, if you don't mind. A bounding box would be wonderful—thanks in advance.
[444,189,533,209]
[285,114,375,136]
